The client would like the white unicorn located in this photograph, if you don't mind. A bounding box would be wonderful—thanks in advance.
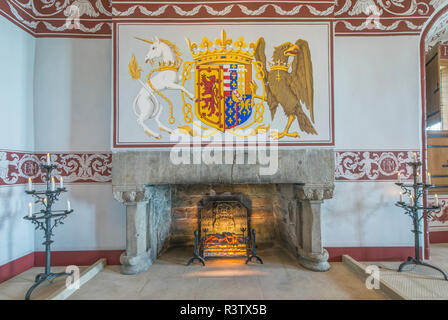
[132,37,195,139]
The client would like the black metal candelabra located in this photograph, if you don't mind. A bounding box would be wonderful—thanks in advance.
[395,160,448,280]
[23,163,74,300]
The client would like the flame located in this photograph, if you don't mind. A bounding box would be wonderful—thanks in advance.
[128,54,142,80]
[204,233,246,257]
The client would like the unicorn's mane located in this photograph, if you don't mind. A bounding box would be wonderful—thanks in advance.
[160,38,183,66]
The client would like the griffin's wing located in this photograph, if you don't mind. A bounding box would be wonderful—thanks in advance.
[288,39,314,123]
[254,37,279,118]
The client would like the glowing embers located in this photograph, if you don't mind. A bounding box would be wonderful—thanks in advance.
[203,231,247,257]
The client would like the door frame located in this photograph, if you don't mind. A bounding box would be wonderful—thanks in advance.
[419,4,448,259]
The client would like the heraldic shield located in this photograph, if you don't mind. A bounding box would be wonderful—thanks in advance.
[180,30,266,134]
[195,63,253,132]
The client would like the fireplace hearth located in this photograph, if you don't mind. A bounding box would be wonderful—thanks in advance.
[187,195,263,265]
[202,201,248,258]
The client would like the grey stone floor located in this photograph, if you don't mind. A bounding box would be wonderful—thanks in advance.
[66,245,385,300]
[363,243,448,299]
[0,266,88,300]
[5,244,448,300]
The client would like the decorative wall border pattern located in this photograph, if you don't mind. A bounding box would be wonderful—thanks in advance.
[425,8,448,50]
[0,150,112,185]
[335,150,420,181]
[1,149,424,185]
[428,194,448,226]
[0,0,112,38]
[0,0,440,38]
[334,0,434,36]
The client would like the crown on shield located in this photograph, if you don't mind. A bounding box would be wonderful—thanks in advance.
[186,30,256,65]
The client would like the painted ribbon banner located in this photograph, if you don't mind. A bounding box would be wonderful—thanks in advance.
[0,151,112,185]
[115,23,333,147]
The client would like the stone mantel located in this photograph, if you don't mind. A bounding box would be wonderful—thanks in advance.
[112,148,335,274]
[112,149,334,192]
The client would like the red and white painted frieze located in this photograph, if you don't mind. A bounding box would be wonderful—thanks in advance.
[428,194,448,230]
[1,149,424,185]
[334,0,435,36]
[425,9,448,51]
[335,150,420,181]
[0,0,111,37]
[0,150,111,185]
[0,0,442,38]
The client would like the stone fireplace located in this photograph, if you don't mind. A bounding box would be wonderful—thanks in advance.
[112,149,334,274]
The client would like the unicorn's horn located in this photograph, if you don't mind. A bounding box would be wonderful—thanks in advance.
[135,37,153,44]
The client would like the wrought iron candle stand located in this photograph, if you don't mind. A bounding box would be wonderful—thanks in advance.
[395,160,448,280]
[23,163,74,300]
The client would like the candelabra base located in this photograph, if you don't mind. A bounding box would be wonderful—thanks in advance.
[25,270,74,300]
[398,257,448,281]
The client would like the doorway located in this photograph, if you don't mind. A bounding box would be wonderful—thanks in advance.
[423,7,448,246]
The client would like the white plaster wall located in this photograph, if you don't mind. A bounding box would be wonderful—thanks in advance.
[34,184,125,251]
[32,38,125,251]
[0,186,35,266]
[0,16,35,151]
[33,38,112,153]
[322,36,422,248]
[0,16,36,265]
[322,182,414,247]
[333,36,421,150]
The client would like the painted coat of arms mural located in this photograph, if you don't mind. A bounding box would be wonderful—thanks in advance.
[115,24,332,147]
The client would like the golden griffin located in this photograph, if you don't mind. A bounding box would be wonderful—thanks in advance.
[254,37,316,139]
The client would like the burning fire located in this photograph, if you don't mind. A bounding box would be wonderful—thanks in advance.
[204,232,246,257]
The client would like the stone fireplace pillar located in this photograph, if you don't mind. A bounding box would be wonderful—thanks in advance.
[113,190,152,275]
[113,186,172,275]
[295,185,333,272]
